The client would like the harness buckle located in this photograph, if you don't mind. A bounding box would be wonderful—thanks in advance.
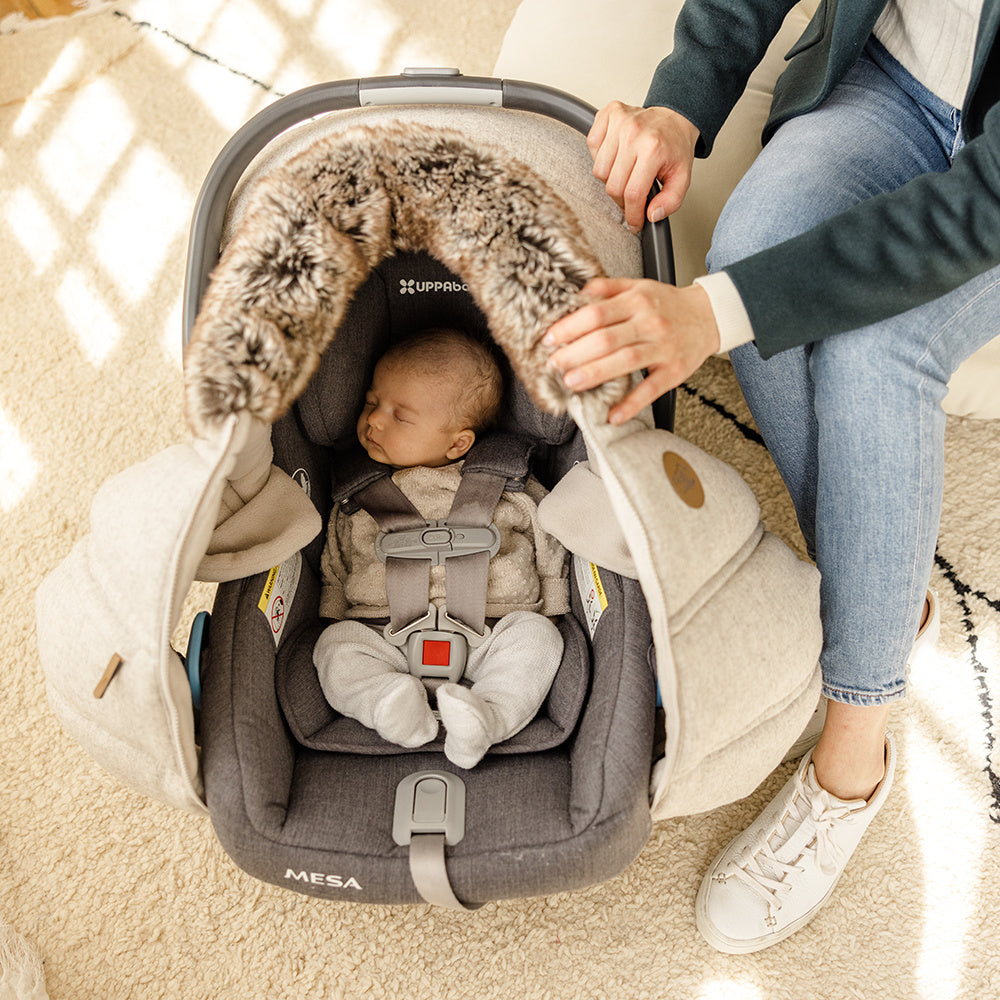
[383,605,491,683]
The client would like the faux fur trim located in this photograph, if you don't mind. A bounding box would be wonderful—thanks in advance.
[184,122,626,435]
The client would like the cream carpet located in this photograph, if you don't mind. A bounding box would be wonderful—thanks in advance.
[3,2,999,998]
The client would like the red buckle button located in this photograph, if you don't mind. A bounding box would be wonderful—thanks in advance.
[422,639,451,667]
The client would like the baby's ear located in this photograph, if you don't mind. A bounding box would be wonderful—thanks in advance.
[447,429,476,460]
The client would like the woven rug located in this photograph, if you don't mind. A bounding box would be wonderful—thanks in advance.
[3,3,999,998]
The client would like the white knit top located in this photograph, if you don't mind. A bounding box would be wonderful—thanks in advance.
[874,0,982,108]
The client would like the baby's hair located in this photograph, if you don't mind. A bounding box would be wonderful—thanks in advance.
[380,328,504,431]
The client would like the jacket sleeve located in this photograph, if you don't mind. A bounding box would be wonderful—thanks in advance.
[644,0,801,155]
[727,101,1000,356]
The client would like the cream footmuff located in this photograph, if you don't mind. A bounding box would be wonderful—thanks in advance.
[35,72,822,909]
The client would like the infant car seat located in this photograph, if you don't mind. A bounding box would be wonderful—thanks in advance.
[35,73,822,911]
[197,246,660,907]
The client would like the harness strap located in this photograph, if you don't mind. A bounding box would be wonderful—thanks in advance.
[352,475,431,633]
[409,834,482,910]
[353,467,508,637]
[443,470,508,635]
[346,432,531,638]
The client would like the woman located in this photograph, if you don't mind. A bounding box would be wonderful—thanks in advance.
[546,0,1000,952]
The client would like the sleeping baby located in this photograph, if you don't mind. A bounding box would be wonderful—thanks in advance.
[314,328,569,768]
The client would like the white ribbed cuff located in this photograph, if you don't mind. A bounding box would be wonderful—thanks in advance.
[694,272,755,354]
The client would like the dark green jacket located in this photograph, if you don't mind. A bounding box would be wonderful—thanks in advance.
[646,0,1000,356]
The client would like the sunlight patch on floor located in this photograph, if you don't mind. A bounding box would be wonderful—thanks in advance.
[697,979,763,1000]
[38,77,135,213]
[56,266,124,366]
[906,721,985,1000]
[909,638,991,775]
[91,144,189,304]
[12,35,85,137]
[0,408,39,514]
[5,186,61,273]
[313,0,398,76]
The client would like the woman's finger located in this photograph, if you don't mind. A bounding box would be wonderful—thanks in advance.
[560,339,651,392]
[608,368,677,425]
[588,101,631,181]
[544,278,635,348]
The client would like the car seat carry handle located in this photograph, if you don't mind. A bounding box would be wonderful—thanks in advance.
[361,71,596,136]
[183,72,659,345]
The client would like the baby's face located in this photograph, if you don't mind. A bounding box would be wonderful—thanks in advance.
[357,361,472,468]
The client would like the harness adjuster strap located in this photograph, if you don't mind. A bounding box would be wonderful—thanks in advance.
[393,771,480,911]
[409,834,481,910]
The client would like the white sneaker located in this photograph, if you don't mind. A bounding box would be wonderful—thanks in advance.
[782,697,827,763]
[908,589,940,667]
[696,732,896,953]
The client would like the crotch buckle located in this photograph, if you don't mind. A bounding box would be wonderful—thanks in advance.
[384,605,490,683]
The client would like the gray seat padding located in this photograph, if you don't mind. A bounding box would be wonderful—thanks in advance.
[201,549,656,904]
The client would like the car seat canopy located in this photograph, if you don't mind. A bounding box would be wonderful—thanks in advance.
[183,121,629,438]
[35,88,824,880]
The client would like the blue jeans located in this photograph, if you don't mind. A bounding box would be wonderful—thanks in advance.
[708,40,1000,706]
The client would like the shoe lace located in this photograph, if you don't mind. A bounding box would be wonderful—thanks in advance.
[724,767,858,921]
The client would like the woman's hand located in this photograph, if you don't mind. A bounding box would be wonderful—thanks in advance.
[545,278,721,425]
[588,101,700,233]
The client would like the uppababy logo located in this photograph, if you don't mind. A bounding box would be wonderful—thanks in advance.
[285,869,363,890]
[399,278,469,295]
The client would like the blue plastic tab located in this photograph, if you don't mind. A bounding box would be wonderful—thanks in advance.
[185,611,210,711]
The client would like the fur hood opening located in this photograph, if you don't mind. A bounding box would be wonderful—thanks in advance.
[183,121,628,437]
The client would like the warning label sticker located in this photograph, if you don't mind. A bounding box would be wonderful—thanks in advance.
[258,551,301,647]
[573,556,608,639]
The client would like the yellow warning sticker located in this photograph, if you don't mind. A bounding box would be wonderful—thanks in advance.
[258,566,279,614]
[257,553,301,646]
[574,556,608,639]
[589,562,609,611]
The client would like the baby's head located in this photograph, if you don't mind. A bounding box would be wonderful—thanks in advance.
[357,328,503,468]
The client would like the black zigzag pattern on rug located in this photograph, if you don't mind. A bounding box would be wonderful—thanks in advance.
[678,382,764,446]
[680,379,1000,824]
[934,553,1000,823]
[113,9,287,97]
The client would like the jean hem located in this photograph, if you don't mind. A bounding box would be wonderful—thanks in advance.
[822,682,908,708]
